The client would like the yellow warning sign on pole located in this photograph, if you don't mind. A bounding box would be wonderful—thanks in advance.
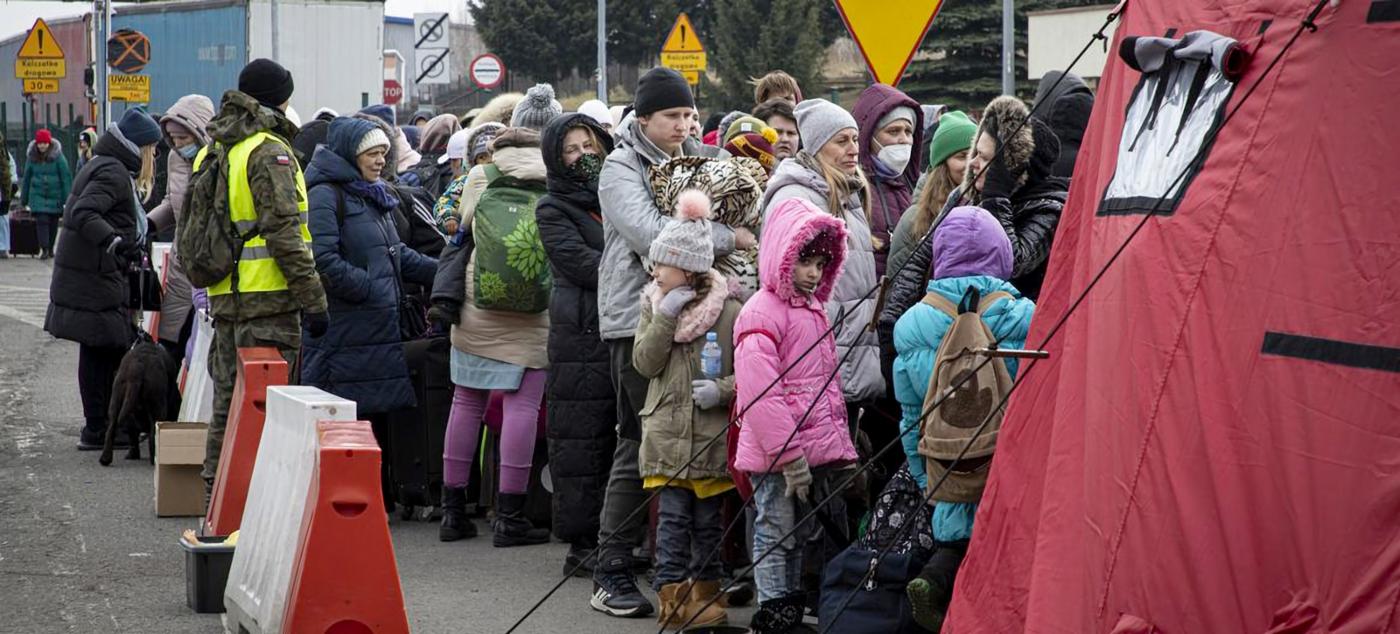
[15,19,67,79]
[834,0,945,86]
[23,78,59,94]
[660,13,706,82]
[108,74,150,102]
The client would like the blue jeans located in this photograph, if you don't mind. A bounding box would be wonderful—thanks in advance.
[653,486,724,589]
[750,468,849,603]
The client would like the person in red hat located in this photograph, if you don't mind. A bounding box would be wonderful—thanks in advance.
[21,128,72,259]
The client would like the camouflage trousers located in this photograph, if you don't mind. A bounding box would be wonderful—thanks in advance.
[202,312,302,487]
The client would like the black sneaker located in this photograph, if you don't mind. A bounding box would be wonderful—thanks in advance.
[589,560,654,618]
[77,428,130,451]
[563,544,596,578]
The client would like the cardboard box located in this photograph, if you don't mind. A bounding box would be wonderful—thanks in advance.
[155,422,209,517]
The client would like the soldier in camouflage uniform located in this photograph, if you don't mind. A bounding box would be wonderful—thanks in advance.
[201,60,329,490]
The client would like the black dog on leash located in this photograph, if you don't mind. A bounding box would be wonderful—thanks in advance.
[100,333,182,466]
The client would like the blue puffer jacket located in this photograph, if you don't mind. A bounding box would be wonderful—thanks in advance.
[892,275,1034,541]
[301,117,437,415]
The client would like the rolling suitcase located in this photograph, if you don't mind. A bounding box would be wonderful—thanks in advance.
[9,212,39,257]
[389,336,454,517]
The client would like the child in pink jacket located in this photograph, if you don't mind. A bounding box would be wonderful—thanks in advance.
[734,196,859,631]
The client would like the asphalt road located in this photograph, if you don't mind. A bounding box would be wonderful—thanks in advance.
[0,257,755,633]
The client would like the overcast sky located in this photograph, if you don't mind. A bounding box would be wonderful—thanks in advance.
[1,0,473,41]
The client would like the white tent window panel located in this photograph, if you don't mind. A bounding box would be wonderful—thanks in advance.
[1100,31,1242,215]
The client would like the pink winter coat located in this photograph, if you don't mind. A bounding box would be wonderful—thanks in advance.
[733,197,859,473]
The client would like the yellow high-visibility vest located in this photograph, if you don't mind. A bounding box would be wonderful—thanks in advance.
[195,132,311,296]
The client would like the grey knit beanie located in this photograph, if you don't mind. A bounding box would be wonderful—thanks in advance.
[794,98,858,153]
[510,83,563,131]
[649,190,714,273]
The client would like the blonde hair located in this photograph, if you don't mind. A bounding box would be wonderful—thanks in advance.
[135,144,157,202]
[812,152,870,224]
[912,161,962,239]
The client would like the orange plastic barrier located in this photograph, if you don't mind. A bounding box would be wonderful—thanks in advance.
[204,347,288,536]
[282,420,408,633]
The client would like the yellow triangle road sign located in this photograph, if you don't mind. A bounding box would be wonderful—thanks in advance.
[18,19,65,59]
[835,0,944,86]
[662,13,704,53]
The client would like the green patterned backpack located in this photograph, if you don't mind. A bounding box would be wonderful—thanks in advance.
[472,164,551,313]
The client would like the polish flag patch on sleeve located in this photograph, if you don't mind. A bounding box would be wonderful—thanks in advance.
[275,155,291,166]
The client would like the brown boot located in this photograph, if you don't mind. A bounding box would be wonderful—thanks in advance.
[680,579,729,628]
[656,581,687,630]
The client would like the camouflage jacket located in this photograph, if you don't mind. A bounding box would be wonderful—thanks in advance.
[207,90,327,321]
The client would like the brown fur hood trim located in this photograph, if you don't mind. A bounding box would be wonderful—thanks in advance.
[476,92,524,127]
[963,95,1035,192]
[489,127,541,152]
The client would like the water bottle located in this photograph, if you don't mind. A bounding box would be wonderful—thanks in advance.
[701,332,723,379]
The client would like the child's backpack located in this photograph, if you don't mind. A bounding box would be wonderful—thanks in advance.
[471,164,550,313]
[177,145,259,289]
[917,286,1014,504]
[818,466,933,633]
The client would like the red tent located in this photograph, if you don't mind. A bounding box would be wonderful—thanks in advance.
[947,0,1400,632]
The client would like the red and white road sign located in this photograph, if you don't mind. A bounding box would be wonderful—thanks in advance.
[469,54,504,90]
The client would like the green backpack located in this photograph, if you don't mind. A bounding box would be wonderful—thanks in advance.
[472,164,550,313]
[176,145,259,289]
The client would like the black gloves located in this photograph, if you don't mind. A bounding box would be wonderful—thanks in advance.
[981,147,1020,200]
[428,300,461,329]
[105,236,145,267]
[304,311,330,338]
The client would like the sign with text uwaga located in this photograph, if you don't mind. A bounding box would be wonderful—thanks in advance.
[659,13,705,85]
[834,0,945,86]
[15,18,66,88]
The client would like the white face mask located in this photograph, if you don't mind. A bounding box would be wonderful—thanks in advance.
[876,143,912,175]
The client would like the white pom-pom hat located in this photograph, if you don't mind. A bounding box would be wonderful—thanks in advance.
[649,189,715,273]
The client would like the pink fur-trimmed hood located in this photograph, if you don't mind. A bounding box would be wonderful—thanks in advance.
[759,197,849,305]
[644,270,737,343]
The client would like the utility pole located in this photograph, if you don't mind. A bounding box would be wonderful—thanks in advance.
[271,0,280,61]
[596,0,607,102]
[1002,0,1014,96]
[94,0,111,129]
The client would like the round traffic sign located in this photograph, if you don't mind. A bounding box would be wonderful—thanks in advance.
[383,79,403,106]
[470,54,504,90]
[107,28,150,74]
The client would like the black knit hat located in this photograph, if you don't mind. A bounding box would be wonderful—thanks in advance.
[239,58,295,109]
[634,67,693,117]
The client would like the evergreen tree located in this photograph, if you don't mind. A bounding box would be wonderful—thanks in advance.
[899,0,1103,111]
[709,0,826,110]
[469,0,595,81]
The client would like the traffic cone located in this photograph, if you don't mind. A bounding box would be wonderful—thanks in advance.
[281,420,409,633]
[204,347,288,536]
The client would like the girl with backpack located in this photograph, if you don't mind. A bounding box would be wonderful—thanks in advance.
[633,190,744,629]
[300,117,439,510]
[435,126,552,547]
[734,196,858,633]
[890,205,1035,631]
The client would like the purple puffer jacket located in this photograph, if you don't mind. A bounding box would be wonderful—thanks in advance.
[853,84,925,277]
[733,197,859,473]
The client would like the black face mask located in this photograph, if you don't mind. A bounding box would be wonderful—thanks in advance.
[568,152,603,187]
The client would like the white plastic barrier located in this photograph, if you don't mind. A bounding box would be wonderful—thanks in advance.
[177,309,215,424]
[222,386,356,634]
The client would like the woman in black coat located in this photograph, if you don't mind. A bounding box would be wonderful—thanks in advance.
[535,113,617,573]
[45,108,164,449]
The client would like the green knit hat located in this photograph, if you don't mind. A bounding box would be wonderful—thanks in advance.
[928,110,977,168]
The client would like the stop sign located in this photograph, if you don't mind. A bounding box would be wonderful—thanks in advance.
[384,79,403,105]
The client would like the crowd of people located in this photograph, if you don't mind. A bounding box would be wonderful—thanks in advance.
[26,55,1095,632]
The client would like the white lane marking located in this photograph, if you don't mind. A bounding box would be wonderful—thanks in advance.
[0,304,44,329]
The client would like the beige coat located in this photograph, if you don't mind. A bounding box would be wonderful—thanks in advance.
[634,273,742,481]
[450,142,550,368]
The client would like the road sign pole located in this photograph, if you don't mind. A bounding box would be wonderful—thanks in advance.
[1002,0,1014,96]
[596,0,606,102]
[271,0,280,62]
